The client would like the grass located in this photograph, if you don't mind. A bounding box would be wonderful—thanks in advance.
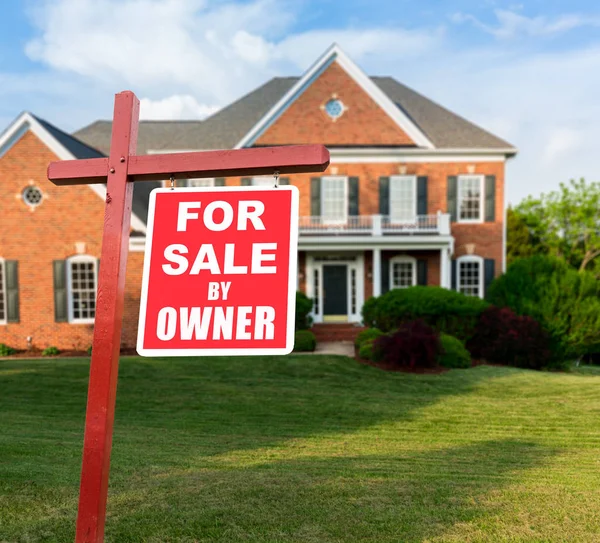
[1,356,600,542]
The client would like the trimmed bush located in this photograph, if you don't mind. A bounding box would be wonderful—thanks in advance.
[438,334,471,369]
[42,346,60,357]
[362,286,489,342]
[87,345,93,356]
[293,330,316,352]
[467,306,557,370]
[354,327,384,348]
[358,339,375,361]
[295,291,314,330]
[487,255,600,358]
[374,319,441,370]
[0,343,16,356]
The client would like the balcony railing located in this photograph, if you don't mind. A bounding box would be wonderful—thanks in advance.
[299,212,451,236]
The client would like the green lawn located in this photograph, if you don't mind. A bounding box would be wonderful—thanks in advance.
[2,356,600,542]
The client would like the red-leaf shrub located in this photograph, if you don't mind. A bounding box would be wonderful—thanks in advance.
[374,320,441,370]
[467,306,553,370]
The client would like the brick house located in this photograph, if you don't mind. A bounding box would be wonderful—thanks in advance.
[0,44,516,350]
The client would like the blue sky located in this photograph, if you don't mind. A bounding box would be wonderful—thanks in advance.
[1,0,599,203]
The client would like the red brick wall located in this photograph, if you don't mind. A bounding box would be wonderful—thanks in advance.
[256,62,415,146]
[0,131,105,350]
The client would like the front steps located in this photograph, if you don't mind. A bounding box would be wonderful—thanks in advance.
[312,323,365,343]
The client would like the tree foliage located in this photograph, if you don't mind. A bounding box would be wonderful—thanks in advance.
[513,179,600,273]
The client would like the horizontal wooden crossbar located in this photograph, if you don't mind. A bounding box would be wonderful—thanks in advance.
[48,145,330,186]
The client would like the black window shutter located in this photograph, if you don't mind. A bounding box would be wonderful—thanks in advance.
[278,177,290,185]
[451,259,457,291]
[214,178,225,186]
[417,259,428,286]
[348,177,359,216]
[417,176,428,216]
[53,260,68,322]
[311,178,321,216]
[241,178,252,186]
[175,179,187,188]
[381,254,390,294]
[484,258,495,297]
[447,176,458,222]
[5,261,19,323]
[485,175,496,222]
[379,177,390,216]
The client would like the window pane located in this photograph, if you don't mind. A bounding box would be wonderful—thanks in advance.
[459,176,482,221]
[322,178,346,222]
[390,176,416,222]
[459,261,481,297]
[392,261,415,289]
[187,178,214,188]
[70,259,97,321]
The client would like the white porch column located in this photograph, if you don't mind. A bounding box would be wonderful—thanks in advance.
[373,248,381,296]
[440,247,449,288]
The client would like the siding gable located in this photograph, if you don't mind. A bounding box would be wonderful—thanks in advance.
[255,61,418,147]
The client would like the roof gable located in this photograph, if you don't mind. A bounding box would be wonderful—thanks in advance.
[236,44,434,149]
[0,112,148,233]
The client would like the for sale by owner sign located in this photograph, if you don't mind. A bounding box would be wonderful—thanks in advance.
[137,186,299,356]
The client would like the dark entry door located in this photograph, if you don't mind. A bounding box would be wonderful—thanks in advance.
[323,265,347,315]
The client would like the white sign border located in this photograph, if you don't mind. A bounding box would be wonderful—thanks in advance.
[136,185,299,357]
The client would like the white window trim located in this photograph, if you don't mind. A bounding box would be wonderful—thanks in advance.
[321,176,348,225]
[389,175,417,223]
[251,177,276,187]
[67,255,98,325]
[456,255,484,298]
[0,258,6,325]
[457,174,485,224]
[390,256,417,289]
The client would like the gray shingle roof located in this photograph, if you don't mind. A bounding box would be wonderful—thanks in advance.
[33,114,158,229]
[74,76,514,153]
[371,77,514,150]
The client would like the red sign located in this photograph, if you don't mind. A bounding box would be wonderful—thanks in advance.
[137,186,299,356]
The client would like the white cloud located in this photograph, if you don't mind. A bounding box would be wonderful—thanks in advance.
[139,95,219,120]
[452,9,600,39]
[542,128,583,163]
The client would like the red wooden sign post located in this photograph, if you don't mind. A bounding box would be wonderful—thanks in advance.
[48,90,329,543]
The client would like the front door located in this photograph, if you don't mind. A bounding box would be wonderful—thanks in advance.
[323,265,347,317]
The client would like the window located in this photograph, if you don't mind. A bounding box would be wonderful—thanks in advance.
[324,99,345,120]
[390,256,416,289]
[458,175,484,222]
[0,259,6,324]
[23,185,43,207]
[186,178,214,188]
[389,175,416,222]
[67,256,98,324]
[457,255,483,298]
[321,177,347,224]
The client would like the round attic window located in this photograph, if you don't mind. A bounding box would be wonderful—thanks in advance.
[324,98,344,119]
[23,185,43,207]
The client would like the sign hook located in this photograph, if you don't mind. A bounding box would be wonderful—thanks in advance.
[170,175,175,190]
[273,170,280,189]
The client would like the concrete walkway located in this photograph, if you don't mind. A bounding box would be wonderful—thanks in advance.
[295,341,354,357]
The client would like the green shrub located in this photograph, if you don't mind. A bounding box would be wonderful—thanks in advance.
[354,327,384,348]
[358,339,376,361]
[487,256,600,358]
[295,291,314,330]
[42,346,60,357]
[438,334,471,369]
[0,343,16,356]
[293,330,316,352]
[362,286,489,342]
[87,345,93,356]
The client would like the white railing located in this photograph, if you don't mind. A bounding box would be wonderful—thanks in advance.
[299,212,451,236]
